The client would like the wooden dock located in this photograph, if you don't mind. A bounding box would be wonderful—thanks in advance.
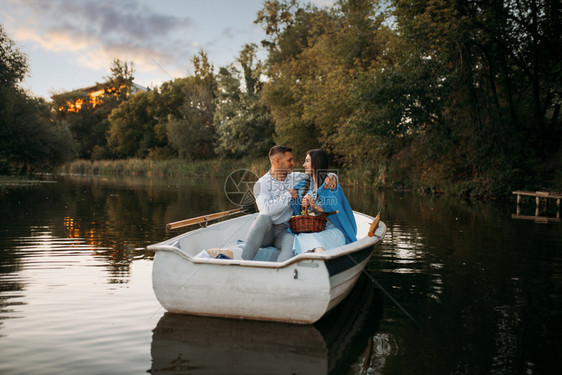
[512,190,561,222]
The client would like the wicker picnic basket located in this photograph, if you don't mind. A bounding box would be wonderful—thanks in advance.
[289,206,327,233]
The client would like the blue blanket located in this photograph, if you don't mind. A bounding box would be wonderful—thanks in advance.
[317,183,357,243]
[290,179,357,244]
[291,179,310,216]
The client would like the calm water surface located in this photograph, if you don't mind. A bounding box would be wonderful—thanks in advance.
[0,175,560,374]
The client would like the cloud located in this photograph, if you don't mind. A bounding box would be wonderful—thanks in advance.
[14,26,93,52]
[309,0,337,7]
[7,0,196,74]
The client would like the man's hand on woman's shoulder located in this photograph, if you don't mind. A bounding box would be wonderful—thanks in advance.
[324,174,337,190]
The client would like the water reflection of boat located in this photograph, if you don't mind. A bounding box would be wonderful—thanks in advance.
[318,273,384,374]
[148,211,386,324]
[150,273,383,374]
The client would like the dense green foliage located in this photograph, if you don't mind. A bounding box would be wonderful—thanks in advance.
[256,0,561,195]
[50,59,136,160]
[1,0,560,195]
[214,44,275,158]
[0,25,74,173]
[369,0,562,195]
[164,52,217,160]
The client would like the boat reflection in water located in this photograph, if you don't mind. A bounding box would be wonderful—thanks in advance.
[150,274,383,374]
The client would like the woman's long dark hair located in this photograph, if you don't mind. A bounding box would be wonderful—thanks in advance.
[307,149,329,187]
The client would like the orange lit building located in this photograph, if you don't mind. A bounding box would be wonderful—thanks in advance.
[54,81,147,112]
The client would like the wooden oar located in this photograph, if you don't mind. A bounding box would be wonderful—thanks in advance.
[166,208,243,230]
[368,209,382,237]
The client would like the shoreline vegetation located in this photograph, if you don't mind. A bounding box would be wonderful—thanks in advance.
[59,158,270,180]
[57,157,562,198]
[2,155,560,199]
[59,158,390,189]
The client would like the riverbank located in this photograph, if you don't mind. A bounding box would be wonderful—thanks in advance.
[56,157,562,198]
[58,158,389,190]
[59,158,270,179]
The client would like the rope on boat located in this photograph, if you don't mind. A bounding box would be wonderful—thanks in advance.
[359,267,420,330]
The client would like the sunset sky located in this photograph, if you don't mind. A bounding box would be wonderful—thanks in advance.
[1,0,334,99]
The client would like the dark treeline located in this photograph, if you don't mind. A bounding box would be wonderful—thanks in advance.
[1,0,560,196]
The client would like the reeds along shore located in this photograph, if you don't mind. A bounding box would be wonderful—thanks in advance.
[58,158,562,196]
[60,158,270,179]
[59,158,385,189]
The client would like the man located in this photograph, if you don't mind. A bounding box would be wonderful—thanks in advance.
[242,145,336,262]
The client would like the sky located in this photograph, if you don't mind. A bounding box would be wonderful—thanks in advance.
[1,0,335,99]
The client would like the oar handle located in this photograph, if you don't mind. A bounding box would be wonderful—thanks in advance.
[368,210,382,237]
[166,208,243,230]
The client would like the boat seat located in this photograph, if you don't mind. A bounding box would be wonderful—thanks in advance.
[254,246,280,261]
[233,240,280,261]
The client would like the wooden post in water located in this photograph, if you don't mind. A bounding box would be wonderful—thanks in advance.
[512,191,562,222]
[536,196,540,216]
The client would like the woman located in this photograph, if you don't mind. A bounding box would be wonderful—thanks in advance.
[292,149,357,255]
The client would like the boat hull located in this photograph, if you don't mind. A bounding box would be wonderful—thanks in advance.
[149,211,386,324]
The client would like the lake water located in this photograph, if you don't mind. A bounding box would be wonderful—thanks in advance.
[0,174,560,374]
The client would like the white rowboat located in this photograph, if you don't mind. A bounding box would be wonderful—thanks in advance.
[148,211,386,324]
[150,274,384,373]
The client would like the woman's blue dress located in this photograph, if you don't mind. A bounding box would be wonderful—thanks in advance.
[292,185,346,255]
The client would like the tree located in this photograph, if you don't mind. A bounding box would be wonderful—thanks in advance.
[366,0,562,194]
[51,91,105,159]
[101,59,135,101]
[0,24,28,88]
[50,59,139,159]
[255,0,300,55]
[257,0,398,162]
[164,78,215,159]
[214,44,275,157]
[256,1,324,156]
[107,91,156,158]
[1,89,74,172]
[164,51,217,160]
[1,25,73,172]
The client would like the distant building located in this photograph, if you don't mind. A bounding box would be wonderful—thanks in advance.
[54,81,147,112]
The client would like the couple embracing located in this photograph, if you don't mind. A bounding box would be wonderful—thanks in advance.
[242,145,357,262]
